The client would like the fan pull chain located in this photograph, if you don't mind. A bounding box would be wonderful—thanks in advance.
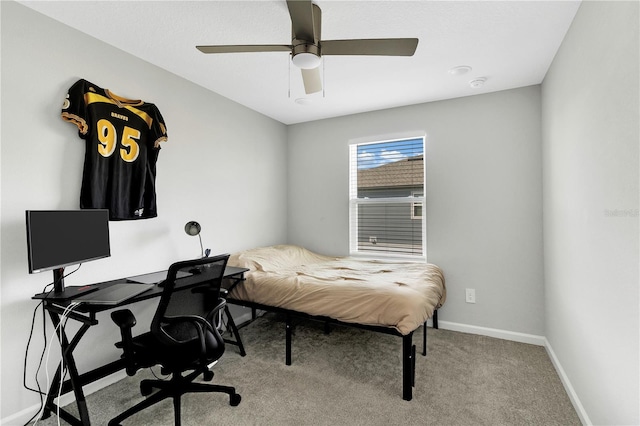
[288,54,292,99]
[322,57,325,98]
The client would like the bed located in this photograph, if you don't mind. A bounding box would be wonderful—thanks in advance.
[225,244,446,400]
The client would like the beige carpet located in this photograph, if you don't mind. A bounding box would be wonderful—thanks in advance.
[41,312,580,425]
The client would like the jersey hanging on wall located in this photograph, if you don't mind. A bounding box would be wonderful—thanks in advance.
[61,78,168,220]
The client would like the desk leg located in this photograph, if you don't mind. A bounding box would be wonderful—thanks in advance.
[223,305,246,356]
[43,310,92,426]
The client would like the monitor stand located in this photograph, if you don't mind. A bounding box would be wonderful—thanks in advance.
[53,267,65,293]
[32,267,98,300]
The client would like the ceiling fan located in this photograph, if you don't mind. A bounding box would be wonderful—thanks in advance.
[196,0,418,95]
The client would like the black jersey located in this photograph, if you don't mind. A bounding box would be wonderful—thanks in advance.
[62,79,168,220]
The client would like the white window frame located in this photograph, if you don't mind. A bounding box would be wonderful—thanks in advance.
[348,134,426,261]
[411,191,423,220]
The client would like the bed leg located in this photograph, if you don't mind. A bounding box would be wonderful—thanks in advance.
[285,315,292,366]
[402,333,414,401]
[432,309,438,329]
[412,344,416,387]
[422,322,427,356]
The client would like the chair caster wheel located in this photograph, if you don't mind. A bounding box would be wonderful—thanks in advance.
[203,370,214,381]
[230,393,241,406]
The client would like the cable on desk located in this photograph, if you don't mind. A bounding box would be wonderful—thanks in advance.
[33,264,82,302]
[23,265,82,426]
[56,302,82,425]
[22,282,53,426]
[149,365,171,381]
[31,300,82,425]
[22,299,47,425]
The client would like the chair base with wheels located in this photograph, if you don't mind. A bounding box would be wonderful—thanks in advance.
[108,367,241,426]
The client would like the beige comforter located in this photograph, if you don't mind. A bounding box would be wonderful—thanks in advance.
[228,245,446,335]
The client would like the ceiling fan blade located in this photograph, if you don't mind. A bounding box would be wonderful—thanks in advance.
[301,67,322,94]
[196,45,291,54]
[321,38,419,56]
[287,0,316,41]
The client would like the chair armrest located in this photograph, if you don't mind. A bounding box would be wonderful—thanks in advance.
[111,309,136,328]
[110,309,138,376]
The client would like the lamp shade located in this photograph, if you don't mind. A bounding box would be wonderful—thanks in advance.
[184,221,201,236]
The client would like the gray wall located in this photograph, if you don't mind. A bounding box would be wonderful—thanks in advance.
[2,1,638,424]
[542,1,639,424]
[287,86,545,336]
[1,2,287,420]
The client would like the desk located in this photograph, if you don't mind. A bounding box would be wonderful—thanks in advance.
[32,266,248,426]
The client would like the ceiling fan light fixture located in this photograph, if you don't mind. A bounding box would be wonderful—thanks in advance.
[196,0,420,96]
[292,51,321,69]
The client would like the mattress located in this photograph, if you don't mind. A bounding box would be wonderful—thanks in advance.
[228,245,446,335]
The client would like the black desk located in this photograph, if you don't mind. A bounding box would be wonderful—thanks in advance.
[32,266,248,426]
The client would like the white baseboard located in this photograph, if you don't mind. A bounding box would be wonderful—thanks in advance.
[2,370,127,425]
[544,338,591,425]
[437,320,546,346]
[235,313,544,346]
[435,321,589,425]
[4,313,260,425]
[5,316,587,426]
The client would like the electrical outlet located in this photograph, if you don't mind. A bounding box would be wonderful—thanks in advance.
[465,288,476,304]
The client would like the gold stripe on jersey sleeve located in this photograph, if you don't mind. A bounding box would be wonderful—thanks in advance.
[61,112,89,135]
[154,135,168,148]
[85,93,154,129]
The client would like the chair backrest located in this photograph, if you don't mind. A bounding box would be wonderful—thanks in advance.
[151,254,229,347]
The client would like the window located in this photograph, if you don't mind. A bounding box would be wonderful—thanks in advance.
[411,191,423,220]
[349,136,425,259]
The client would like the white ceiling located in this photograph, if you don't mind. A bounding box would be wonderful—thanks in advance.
[20,0,580,125]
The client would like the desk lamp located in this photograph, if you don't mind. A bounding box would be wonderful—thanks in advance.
[184,221,210,258]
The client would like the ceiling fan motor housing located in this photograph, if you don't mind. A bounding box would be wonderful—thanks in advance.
[196,1,418,92]
[290,3,322,69]
[292,41,321,68]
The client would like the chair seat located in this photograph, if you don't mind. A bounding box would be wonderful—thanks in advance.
[130,326,225,372]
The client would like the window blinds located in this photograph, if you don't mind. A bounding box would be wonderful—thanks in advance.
[349,137,425,259]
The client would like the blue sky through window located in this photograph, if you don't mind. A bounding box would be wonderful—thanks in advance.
[357,138,423,169]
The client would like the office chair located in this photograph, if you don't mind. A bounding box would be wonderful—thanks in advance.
[109,254,241,426]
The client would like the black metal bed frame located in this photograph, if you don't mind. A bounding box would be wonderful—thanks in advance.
[225,297,438,401]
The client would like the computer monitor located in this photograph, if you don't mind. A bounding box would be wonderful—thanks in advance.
[26,209,111,293]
